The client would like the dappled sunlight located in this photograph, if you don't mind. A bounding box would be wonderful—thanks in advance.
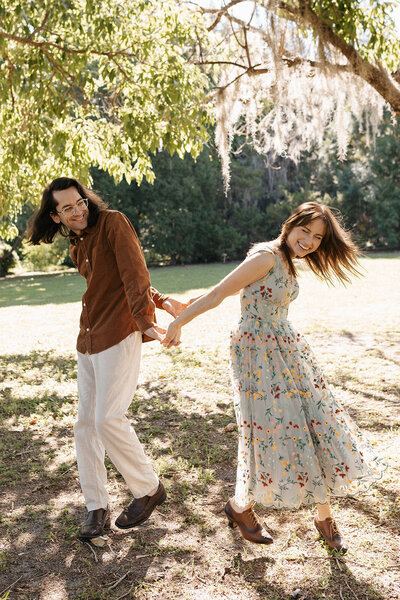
[0,257,399,599]
[0,305,81,354]
[37,574,67,599]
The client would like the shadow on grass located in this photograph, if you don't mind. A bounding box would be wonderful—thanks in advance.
[363,252,400,259]
[335,383,400,431]
[227,552,389,600]
[0,351,77,420]
[345,483,400,534]
[0,348,397,600]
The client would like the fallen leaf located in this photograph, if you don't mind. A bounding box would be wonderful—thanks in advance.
[90,535,109,547]
[224,422,237,432]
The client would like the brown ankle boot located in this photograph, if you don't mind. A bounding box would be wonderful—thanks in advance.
[224,500,273,545]
[314,516,348,553]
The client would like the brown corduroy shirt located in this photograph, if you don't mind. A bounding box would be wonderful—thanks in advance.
[69,210,168,354]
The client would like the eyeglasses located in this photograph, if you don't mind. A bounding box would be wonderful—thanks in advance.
[56,198,88,217]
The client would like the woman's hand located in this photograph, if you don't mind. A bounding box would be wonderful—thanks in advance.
[162,320,182,349]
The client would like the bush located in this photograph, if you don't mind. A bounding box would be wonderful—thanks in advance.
[22,236,71,271]
[0,241,19,277]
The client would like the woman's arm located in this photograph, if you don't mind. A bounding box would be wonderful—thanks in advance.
[162,251,274,348]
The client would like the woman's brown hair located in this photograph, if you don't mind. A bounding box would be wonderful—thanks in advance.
[278,202,361,284]
[249,202,361,284]
[27,177,108,245]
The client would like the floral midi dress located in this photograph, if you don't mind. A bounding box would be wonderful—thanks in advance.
[230,248,386,508]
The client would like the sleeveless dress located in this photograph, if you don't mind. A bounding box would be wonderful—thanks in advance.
[230,249,386,508]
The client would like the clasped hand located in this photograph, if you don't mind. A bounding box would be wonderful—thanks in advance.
[143,296,191,347]
[161,320,182,348]
[143,322,180,346]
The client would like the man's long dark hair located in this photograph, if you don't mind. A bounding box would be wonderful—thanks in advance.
[27,177,108,244]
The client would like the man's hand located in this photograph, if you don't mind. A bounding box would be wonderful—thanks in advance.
[187,295,202,305]
[144,324,180,346]
[162,298,188,318]
[144,324,167,343]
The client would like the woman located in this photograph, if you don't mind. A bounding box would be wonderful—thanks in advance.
[162,202,386,552]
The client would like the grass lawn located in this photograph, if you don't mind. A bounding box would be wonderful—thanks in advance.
[0,263,237,307]
[0,255,399,600]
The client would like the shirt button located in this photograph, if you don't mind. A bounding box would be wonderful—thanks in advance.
[80,237,83,241]
[85,258,89,262]
[83,302,86,307]
[86,328,90,332]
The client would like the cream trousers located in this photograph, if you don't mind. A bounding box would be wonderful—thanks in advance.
[74,331,159,511]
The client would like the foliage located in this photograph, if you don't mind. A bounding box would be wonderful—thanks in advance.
[0,0,211,236]
[92,148,245,264]
[312,0,400,70]
[308,112,400,249]
[2,115,399,276]
[366,118,400,246]
[0,240,19,277]
[21,236,71,271]
[196,0,400,187]
[1,0,400,240]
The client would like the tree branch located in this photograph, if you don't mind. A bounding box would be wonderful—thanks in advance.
[0,28,144,61]
[28,10,51,39]
[195,55,351,86]
[39,46,88,107]
[2,50,15,108]
[297,3,400,115]
[205,0,249,31]
[202,0,400,115]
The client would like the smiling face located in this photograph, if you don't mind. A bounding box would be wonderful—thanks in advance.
[285,217,326,258]
[50,186,89,235]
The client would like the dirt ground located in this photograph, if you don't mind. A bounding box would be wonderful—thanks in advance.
[1,261,399,600]
[1,329,399,600]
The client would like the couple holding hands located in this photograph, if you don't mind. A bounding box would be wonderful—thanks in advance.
[29,177,385,553]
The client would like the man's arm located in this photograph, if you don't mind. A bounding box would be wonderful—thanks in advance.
[151,287,169,309]
[150,287,188,318]
[105,212,161,339]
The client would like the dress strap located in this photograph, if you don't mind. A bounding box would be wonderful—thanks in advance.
[248,242,277,258]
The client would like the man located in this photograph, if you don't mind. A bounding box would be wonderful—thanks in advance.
[28,177,183,539]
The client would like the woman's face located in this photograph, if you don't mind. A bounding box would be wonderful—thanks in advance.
[286,217,326,258]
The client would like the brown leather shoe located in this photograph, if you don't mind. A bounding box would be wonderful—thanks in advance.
[314,516,348,553]
[224,500,273,545]
[79,507,111,540]
[115,482,166,529]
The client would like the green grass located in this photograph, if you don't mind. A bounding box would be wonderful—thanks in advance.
[0,270,85,306]
[1,252,398,309]
[0,262,238,307]
[0,257,399,600]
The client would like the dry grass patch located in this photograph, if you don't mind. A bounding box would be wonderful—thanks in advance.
[0,255,399,600]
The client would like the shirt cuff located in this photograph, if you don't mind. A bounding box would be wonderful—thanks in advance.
[151,287,170,309]
[134,315,154,333]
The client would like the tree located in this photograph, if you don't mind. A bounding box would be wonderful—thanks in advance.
[191,0,400,186]
[0,0,210,236]
[324,114,400,248]
[2,0,400,241]
[91,147,244,264]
